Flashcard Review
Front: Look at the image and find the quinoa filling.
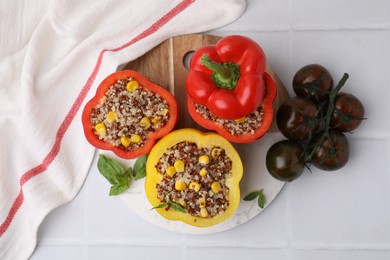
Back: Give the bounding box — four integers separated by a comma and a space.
194, 102, 264, 136
155, 141, 232, 218
90, 78, 170, 151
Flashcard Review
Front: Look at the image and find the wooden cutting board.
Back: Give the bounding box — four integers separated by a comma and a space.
122, 34, 289, 132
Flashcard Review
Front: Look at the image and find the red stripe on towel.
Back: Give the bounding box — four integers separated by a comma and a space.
0, 0, 195, 237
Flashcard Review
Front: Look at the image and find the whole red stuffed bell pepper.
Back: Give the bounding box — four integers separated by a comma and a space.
187, 73, 277, 144
186, 35, 267, 120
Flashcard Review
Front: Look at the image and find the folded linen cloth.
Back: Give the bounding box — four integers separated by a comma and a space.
0, 0, 246, 259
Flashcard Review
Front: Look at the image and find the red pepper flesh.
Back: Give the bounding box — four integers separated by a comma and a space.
82, 70, 178, 159
187, 72, 277, 144
186, 35, 266, 120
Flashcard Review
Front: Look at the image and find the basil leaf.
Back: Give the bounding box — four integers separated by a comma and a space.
109, 182, 130, 196
257, 189, 266, 209
125, 167, 133, 178
97, 155, 125, 185
243, 191, 259, 201
133, 170, 146, 180
97, 155, 132, 196
169, 201, 187, 213
150, 203, 167, 211
133, 154, 148, 180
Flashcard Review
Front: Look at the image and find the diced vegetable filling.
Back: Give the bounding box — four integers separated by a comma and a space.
155, 141, 232, 218
194, 102, 264, 136
90, 78, 170, 151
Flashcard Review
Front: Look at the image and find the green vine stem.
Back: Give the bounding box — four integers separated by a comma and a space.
323, 73, 349, 135
304, 73, 349, 163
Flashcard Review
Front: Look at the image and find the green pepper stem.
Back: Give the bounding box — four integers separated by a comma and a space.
201, 53, 240, 90
201, 54, 231, 78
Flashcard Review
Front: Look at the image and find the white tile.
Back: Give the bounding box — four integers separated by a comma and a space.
244, 32, 291, 89
291, 249, 390, 260
288, 139, 390, 247
30, 246, 84, 260
216, 0, 290, 31
184, 188, 288, 245
88, 246, 182, 260
290, 30, 390, 138
292, 0, 390, 27
186, 247, 288, 260
36, 183, 87, 244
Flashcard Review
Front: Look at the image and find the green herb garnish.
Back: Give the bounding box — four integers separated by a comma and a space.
133, 154, 148, 180
97, 154, 148, 196
244, 189, 266, 209
151, 196, 187, 213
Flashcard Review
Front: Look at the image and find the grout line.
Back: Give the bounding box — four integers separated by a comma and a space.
288, 245, 390, 251
34, 240, 390, 251
218, 24, 390, 34
292, 23, 390, 31
347, 135, 390, 141
181, 234, 187, 260
387, 30, 390, 245
220, 26, 291, 32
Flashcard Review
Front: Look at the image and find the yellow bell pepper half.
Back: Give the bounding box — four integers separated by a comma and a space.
145, 128, 243, 228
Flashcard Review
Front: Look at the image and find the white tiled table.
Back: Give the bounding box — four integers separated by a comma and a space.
32, 0, 390, 259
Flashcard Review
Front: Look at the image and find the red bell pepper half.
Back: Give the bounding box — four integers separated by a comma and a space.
186, 35, 267, 120
187, 72, 277, 144
82, 70, 178, 159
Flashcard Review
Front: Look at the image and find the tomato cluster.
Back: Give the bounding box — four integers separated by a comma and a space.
266, 64, 366, 182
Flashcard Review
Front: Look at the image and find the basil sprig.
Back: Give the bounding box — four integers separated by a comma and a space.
151, 196, 187, 213
97, 154, 148, 196
243, 189, 266, 209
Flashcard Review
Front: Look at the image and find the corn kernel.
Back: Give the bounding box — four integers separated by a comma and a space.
166, 166, 177, 178
211, 182, 222, 193
199, 168, 208, 177
105, 111, 118, 124
95, 123, 107, 136
198, 155, 210, 165
175, 180, 187, 191
151, 116, 161, 125
130, 134, 141, 143
211, 147, 222, 159
174, 160, 185, 172
200, 207, 209, 218
198, 198, 206, 208
234, 116, 246, 124
161, 108, 169, 115
120, 136, 131, 147
139, 117, 151, 130
126, 80, 139, 92
189, 181, 201, 192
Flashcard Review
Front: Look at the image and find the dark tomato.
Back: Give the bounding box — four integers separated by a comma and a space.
276, 97, 320, 141
330, 92, 365, 132
293, 64, 334, 102
309, 130, 349, 171
266, 140, 305, 182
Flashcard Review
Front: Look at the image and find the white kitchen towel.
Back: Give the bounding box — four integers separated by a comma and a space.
0, 0, 246, 259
